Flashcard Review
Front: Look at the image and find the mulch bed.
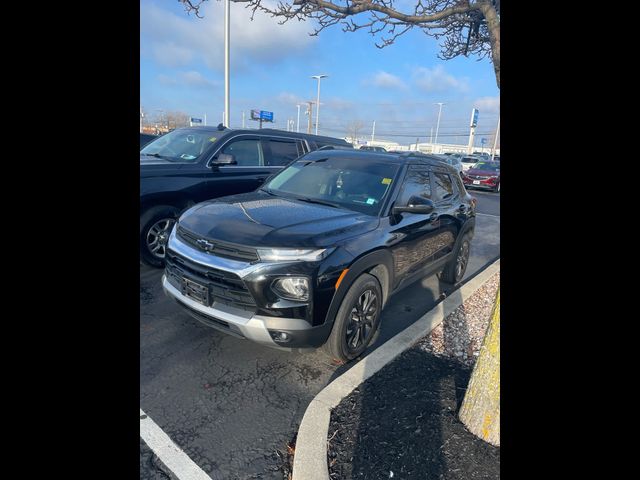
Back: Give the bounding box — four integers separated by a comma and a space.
327, 347, 500, 479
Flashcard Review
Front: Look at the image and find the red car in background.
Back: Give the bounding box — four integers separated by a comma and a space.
462, 161, 500, 193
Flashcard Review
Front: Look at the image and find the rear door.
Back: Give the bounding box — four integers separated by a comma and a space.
263, 137, 305, 168
428, 170, 460, 262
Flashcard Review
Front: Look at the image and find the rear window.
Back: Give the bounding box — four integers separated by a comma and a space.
432, 173, 456, 202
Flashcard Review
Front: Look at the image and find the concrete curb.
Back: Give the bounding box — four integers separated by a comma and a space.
292, 259, 501, 480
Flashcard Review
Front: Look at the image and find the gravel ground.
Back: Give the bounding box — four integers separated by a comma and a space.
418, 272, 500, 367
326, 272, 500, 479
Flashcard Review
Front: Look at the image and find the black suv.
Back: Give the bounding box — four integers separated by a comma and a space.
162, 150, 476, 362
140, 125, 351, 267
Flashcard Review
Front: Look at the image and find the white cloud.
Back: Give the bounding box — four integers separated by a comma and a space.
157, 71, 219, 89
368, 71, 407, 89
276, 92, 305, 105
412, 65, 469, 93
140, 1, 316, 71
473, 96, 500, 114
180, 71, 218, 88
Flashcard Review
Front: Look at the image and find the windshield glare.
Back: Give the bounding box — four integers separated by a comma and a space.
264, 157, 400, 215
140, 129, 218, 162
473, 162, 500, 171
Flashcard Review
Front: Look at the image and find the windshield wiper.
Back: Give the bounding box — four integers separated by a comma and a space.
142, 152, 174, 161
294, 197, 341, 209
259, 187, 277, 196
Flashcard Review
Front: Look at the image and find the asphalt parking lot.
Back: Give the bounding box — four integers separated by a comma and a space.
140, 191, 499, 479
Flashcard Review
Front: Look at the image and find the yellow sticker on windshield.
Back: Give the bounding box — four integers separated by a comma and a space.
209, 137, 217, 142
381, 178, 392, 185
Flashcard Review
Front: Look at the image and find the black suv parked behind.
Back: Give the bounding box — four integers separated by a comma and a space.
140, 125, 351, 266
162, 150, 476, 362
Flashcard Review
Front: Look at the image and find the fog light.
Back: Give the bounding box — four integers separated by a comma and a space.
272, 277, 309, 301
269, 331, 292, 343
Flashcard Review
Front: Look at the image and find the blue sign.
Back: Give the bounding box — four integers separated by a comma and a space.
260, 110, 274, 121
471, 109, 479, 128
190, 117, 202, 123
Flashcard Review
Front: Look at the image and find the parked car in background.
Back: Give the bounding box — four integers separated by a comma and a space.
140, 133, 159, 149
140, 125, 352, 267
162, 150, 476, 361
462, 161, 500, 192
461, 156, 481, 172
359, 145, 387, 152
433, 154, 463, 175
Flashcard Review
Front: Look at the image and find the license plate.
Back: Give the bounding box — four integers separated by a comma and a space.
183, 277, 209, 306
473, 180, 480, 185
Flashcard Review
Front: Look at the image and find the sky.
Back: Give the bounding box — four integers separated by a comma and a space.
140, 0, 500, 147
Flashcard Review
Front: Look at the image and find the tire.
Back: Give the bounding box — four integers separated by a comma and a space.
440, 233, 472, 285
322, 273, 383, 363
140, 205, 179, 268
494, 181, 500, 193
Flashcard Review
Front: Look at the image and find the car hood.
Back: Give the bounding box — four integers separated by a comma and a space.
140, 154, 187, 178
178, 191, 380, 248
467, 169, 499, 176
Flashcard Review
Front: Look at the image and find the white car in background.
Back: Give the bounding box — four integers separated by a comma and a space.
460, 155, 482, 172
433, 154, 463, 174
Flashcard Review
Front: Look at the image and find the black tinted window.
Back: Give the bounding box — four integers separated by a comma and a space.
398, 168, 432, 205
267, 139, 300, 166
433, 173, 455, 202
221, 139, 263, 166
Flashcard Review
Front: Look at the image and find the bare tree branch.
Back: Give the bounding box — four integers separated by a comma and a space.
178, 0, 500, 87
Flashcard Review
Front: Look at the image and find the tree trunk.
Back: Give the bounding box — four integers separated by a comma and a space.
480, 1, 500, 89
459, 287, 500, 446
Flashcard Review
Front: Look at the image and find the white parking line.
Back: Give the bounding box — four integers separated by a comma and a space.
140, 408, 212, 480
476, 212, 500, 218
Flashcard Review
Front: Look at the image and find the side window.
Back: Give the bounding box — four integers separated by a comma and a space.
221, 138, 263, 166
266, 139, 300, 166
432, 173, 456, 202
397, 167, 432, 205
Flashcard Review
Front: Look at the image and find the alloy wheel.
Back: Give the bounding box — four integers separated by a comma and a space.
345, 289, 379, 353
146, 218, 175, 259
455, 240, 470, 281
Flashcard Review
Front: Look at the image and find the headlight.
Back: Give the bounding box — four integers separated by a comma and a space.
272, 277, 309, 301
257, 248, 333, 262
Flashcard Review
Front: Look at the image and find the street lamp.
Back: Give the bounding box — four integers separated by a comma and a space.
296, 104, 301, 133
434, 102, 445, 147
224, 0, 230, 127
311, 75, 328, 135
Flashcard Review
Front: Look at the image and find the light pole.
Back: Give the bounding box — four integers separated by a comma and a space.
311, 75, 327, 135
491, 115, 500, 161
224, 0, 230, 127
156, 109, 165, 133
296, 104, 301, 133
434, 102, 445, 148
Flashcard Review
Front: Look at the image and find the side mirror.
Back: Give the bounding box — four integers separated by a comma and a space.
212, 153, 237, 166
392, 196, 435, 215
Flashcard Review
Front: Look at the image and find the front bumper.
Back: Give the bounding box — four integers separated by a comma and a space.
464, 180, 497, 190
161, 227, 337, 349
163, 275, 331, 349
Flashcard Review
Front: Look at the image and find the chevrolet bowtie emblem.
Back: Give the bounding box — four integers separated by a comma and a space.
196, 238, 214, 250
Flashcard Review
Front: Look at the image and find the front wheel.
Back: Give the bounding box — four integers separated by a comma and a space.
322, 273, 383, 363
140, 205, 179, 267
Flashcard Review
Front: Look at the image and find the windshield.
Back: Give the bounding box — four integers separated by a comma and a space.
461, 157, 478, 163
140, 129, 218, 162
263, 156, 400, 215
473, 162, 500, 171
